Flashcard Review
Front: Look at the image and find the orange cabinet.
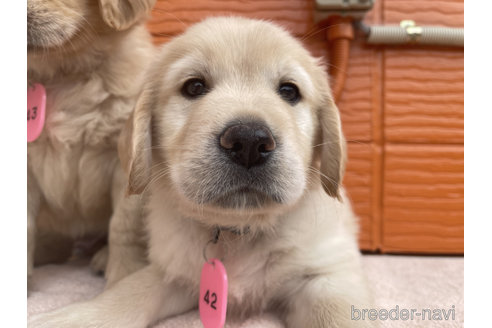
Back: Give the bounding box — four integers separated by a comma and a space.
146, 0, 464, 254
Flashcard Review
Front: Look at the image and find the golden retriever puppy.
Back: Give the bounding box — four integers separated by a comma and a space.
27, 0, 155, 287
29, 17, 375, 328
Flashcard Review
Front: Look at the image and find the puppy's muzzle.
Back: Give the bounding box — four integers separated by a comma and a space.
219, 122, 276, 169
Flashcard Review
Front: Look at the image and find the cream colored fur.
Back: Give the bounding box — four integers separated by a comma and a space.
29, 17, 375, 328
27, 0, 156, 287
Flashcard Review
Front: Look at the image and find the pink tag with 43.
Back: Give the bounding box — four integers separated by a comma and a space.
199, 258, 228, 328
27, 83, 46, 142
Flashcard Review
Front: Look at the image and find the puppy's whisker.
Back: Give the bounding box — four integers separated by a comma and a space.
312, 139, 367, 148
62, 33, 79, 55
308, 166, 341, 190
143, 168, 171, 194
151, 32, 176, 39
299, 23, 350, 42
149, 168, 171, 186
312, 141, 341, 148
143, 145, 196, 152
149, 161, 170, 172
75, 13, 98, 36
151, 9, 189, 29
321, 62, 349, 75
345, 139, 368, 145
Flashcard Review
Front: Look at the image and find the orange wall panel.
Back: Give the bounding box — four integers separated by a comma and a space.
148, 0, 314, 38
344, 143, 376, 250
382, 144, 464, 253
337, 41, 376, 143
384, 49, 464, 144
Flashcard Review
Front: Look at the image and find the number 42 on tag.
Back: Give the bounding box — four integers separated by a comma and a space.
199, 259, 228, 328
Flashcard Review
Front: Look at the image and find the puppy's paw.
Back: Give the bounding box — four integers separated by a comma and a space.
28, 301, 144, 328
90, 245, 108, 275
28, 304, 98, 328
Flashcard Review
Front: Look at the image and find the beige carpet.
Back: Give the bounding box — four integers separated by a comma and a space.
28, 255, 463, 327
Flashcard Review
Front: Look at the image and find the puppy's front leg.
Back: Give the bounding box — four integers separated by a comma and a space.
284, 271, 377, 328
98, 168, 148, 288
28, 264, 197, 328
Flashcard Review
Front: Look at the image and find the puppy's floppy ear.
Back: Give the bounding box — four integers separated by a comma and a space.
118, 88, 153, 195
99, 0, 156, 31
315, 67, 347, 200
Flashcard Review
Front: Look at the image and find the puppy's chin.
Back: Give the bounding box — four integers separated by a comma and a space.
167, 177, 291, 226
173, 189, 288, 231
209, 187, 281, 209
175, 184, 285, 215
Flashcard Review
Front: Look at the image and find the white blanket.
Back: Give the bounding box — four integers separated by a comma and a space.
28, 255, 463, 327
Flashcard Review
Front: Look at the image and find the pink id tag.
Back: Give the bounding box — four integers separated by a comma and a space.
27, 83, 46, 142
199, 259, 228, 328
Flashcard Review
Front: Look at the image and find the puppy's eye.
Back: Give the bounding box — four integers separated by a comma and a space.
181, 78, 208, 99
278, 82, 301, 105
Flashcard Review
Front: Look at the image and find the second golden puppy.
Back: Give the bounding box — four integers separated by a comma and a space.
27, 0, 156, 288
30, 17, 375, 328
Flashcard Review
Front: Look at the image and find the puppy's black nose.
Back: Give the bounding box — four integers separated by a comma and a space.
219, 123, 276, 168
